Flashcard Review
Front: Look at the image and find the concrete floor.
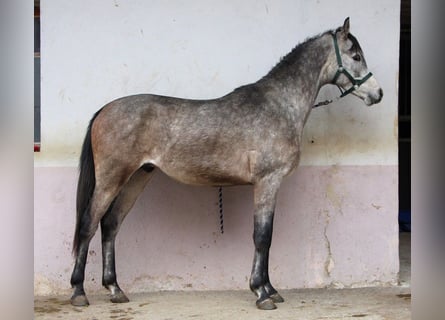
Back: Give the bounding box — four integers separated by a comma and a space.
34, 233, 411, 320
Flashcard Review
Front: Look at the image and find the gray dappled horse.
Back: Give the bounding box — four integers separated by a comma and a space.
70, 18, 383, 310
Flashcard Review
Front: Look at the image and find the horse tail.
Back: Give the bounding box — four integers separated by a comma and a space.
72, 109, 102, 257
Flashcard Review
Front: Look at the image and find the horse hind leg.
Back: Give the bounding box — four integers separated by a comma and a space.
70, 183, 123, 306
70, 164, 148, 306
101, 165, 155, 304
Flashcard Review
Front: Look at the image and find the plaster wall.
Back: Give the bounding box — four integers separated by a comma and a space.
35, 0, 400, 295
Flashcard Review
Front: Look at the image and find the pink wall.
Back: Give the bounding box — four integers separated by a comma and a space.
34, 165, 398, 295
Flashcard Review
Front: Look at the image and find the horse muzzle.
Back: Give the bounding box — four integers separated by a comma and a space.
364, 87, 383, 106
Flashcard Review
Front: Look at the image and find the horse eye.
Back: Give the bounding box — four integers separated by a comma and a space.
352, 54, 361, 62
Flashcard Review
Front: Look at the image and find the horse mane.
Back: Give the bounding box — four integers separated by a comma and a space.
265, 30, 333, 78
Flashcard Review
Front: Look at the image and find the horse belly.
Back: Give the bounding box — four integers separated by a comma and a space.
155, 151, 254, 187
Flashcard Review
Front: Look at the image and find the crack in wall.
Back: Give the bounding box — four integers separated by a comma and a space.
323, 166, 346, 280
323, 209, 335, 278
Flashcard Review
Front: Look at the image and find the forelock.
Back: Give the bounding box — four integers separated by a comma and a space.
347, 34, 363, 53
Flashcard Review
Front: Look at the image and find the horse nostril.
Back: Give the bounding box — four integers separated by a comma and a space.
378, 88, 383, 98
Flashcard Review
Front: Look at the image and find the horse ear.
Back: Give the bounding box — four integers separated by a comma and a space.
339, 17, 350, 40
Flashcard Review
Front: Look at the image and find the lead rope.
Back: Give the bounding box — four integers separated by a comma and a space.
218, 186, 224, 234
313, 85, 344, 108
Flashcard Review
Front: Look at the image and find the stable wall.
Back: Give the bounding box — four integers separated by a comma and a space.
35, 0, 400, 295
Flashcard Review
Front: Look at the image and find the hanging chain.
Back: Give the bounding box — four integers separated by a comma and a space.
218, 186, 224, 234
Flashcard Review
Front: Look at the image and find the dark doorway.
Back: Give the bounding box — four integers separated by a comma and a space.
398, 0, 410, 232
398, 0, 411, 288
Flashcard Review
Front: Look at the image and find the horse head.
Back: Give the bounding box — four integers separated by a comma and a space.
329, 18, 383, 106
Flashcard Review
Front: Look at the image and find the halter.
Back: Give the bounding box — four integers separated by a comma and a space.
331, 32, 373, 97
313, 32, 373, 108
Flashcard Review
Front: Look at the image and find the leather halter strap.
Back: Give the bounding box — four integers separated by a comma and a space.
331, 32, 373, 98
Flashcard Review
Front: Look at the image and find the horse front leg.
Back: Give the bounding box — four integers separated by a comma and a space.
249, 178, 284, 310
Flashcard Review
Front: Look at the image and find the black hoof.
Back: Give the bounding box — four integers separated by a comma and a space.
70, 294, 89, 307
256, 298, 277, 310
270, 292, 285, 303
110, 291, 130, 303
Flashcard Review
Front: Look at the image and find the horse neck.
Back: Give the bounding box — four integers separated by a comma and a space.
259, 32, 333, 110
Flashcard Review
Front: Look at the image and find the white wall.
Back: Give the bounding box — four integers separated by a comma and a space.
35, 0, 399, 167
35, 0, 400, 295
